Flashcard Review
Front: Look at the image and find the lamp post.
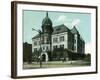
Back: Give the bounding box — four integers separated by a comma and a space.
32, 28, 42, 68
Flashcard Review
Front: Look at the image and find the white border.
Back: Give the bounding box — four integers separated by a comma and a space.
17, 3, 96, 76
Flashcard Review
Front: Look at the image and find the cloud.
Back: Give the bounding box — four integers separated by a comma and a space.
54, 15, 67, 23
85, 42, 91, 54
54, 15, 72, 26
71, 18, 80, 27
58, 15, 66, 22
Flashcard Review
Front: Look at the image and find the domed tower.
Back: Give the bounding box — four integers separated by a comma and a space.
42, 12, 53, 33
41, 12, 53, 52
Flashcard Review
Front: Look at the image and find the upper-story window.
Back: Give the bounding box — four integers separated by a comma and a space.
39, 37, 44, 44
34, 41, 37, 46
43, 46, 45, 50
59, 36, 64, 42
53, 37, 58, 43
46, 46, 48, 51
34, 48, 37, 52
74, 39, 76, 43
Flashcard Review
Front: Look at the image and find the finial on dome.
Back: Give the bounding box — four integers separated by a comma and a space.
74, 26, 76, 28
46, 11, 48, 17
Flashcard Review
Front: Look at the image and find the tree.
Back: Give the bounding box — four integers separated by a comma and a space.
23, 42, 32, 63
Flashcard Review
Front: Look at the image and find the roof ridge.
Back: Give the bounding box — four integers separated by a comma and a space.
71, 26, 79, 34
53, 24, 65, 27
32, 34, 39, 39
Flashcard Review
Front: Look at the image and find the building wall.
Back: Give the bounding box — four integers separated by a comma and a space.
41, 44, 50, 51
74, 34, 85, 54
32, 36, 51, 52
52, 32, 68, 50
32, 38, 40, 52
68, 31, 74, 51
41, 33, 52, 51
73, 34, 78, 52
82, 41, 85, 53
32, 32, 68, 52
32, 31, 85, 54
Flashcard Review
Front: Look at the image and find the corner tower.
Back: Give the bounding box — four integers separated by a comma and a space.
41, 12, 53, 52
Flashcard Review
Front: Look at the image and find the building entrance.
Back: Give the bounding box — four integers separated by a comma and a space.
41, 51, 48, 62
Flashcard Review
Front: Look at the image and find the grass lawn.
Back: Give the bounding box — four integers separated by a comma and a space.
23, 60, 91, 69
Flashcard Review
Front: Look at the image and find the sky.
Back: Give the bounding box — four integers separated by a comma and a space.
23, 10, 91, 53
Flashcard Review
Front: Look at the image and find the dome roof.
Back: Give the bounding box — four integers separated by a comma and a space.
42, 12, 52, 26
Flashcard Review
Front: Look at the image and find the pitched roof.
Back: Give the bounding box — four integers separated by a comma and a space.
32, 24, 70, 39
71, 26, 79, 34
80, 36, 85, 42
32, 34, 40, 39
52, 24, 70, 34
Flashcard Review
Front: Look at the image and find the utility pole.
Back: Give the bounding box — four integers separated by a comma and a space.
32, 28, 42, 68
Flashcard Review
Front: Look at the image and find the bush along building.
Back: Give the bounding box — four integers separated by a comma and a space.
32, 12, 85, 62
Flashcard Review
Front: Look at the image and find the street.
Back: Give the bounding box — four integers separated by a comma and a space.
23, 60, 91, 69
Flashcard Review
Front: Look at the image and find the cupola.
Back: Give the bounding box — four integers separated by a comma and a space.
41, 12, 53, 33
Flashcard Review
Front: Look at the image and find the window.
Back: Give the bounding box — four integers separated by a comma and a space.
34, 48, 37, 51
46, 46, 48, 50
59, 36, 64, 42
72, 46, 74, 50
74, 39, 76, 43
60, 44, 64, 49
43, 46, 45, 50
53, 46, 55, 50
47, 38, 50, 43
55, 45, 57, 48
53, 45, 57, 50
53, 37, 58, 43
34, 41, 37, 46
56, 28, 61, 31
